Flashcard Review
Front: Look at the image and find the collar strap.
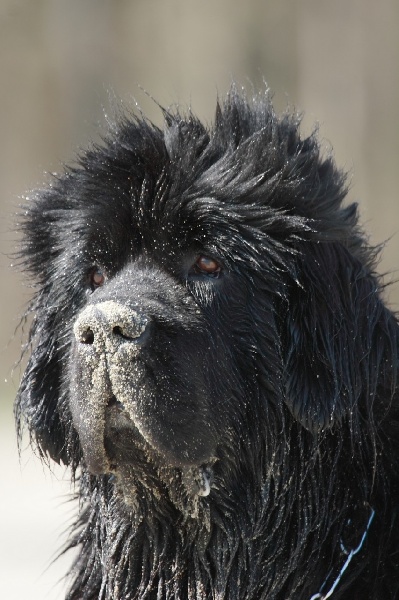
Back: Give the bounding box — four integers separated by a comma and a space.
309, 507, 375, 600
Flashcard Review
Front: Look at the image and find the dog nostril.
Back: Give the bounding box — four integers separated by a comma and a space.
112, 324, 148, 341
80, 328, 95, 344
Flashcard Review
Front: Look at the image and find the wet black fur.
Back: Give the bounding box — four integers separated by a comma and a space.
16, 88, 399, 599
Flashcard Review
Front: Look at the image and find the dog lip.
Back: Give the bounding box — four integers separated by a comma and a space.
104, 395, 136, 433
78, 400, 129, 476
84, 396, 130, 475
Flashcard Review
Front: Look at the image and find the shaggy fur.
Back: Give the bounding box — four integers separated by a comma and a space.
16, 88, 399, 599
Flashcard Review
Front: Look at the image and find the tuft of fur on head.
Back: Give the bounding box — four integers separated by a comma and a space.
16, 86, 399, 599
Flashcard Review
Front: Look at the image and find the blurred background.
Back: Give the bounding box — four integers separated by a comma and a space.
0, 1, 398, 598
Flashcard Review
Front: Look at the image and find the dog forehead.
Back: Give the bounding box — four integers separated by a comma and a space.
81, 184, 236, 253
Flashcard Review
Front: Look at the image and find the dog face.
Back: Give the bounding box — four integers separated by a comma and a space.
21, 171, 284, 498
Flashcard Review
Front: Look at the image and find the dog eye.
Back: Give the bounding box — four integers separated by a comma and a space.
194, 255, 222, 277
88, 266, 106, 290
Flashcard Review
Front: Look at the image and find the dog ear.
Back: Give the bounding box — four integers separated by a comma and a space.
15, 316, 70, 465
284, 240, 396, 432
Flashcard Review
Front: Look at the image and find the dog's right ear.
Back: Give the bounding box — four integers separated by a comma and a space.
283, 240, 397, 433
15, 317, 70, 465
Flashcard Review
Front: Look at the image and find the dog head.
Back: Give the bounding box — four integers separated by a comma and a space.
16, 89, 397, 506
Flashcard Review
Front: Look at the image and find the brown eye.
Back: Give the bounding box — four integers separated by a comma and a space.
88, 267, 106, 290
195, 255, 221, 277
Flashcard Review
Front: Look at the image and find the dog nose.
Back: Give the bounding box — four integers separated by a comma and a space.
74, 300, 149, 348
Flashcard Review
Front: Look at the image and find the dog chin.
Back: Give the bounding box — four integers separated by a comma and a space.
98, 397, 215, 508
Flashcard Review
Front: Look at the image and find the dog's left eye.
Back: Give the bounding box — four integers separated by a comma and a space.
194, 255, 222, 277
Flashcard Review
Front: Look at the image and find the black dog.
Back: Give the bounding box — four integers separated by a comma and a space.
16, 88, 399, 599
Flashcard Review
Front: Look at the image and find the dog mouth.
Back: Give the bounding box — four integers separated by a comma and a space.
81, 395, 214, 498
72, 390, 141, 475
103, 395, 142, 471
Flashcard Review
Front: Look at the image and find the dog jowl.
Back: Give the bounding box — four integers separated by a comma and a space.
16, 88, 399, 599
